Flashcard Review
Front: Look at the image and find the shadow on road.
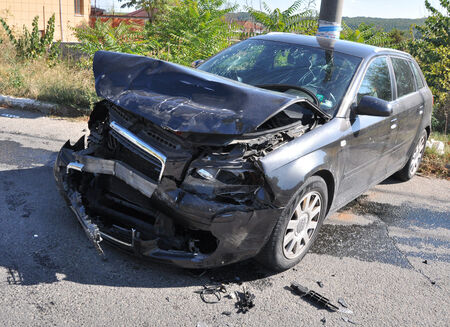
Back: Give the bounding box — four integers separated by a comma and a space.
0, 165, 274, 287
1, 165, 448, 288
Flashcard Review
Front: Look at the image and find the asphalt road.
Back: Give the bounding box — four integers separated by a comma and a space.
0, 107, 449, 327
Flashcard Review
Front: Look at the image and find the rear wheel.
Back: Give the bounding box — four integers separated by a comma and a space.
257, 176, 328, 271
395, 129, 427, 181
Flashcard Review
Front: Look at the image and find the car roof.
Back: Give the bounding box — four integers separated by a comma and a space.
252, 33, 411, 60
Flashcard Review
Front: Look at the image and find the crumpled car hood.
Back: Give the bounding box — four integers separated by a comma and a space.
93, 51, 302, 135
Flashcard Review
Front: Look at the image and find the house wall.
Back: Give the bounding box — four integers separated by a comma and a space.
0, 0, 90, 42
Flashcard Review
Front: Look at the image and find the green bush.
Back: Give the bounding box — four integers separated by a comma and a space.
73, 19, 152, 59
145, 0, 236, 65
0, 14, 60, 60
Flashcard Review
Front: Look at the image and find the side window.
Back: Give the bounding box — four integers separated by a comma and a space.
410, 61, 425, 89
358, 57, 392, 102
391, 57, 416, 97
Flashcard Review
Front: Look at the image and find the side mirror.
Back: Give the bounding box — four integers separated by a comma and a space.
353, 95, 392, 117
191, 59, 205, 68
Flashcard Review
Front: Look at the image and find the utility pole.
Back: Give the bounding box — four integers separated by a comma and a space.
316, 0, 344, 39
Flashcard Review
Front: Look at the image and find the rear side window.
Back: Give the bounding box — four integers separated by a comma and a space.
358, 56, 392, 102
391, 57, 416, 97
410, 62, 425, 89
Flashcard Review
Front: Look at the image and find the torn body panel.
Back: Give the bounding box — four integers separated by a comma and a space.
54, 101, 294, 268
93, 51, 319, 135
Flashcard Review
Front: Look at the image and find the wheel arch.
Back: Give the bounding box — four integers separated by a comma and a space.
312, 169, 335, 214
425, 125, 431, 138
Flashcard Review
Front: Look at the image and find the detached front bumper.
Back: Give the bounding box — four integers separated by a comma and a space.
54, 137, 281, 269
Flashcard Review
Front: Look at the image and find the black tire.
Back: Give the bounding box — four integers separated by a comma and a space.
257, 176, 328, 272
395, 129, 428, 181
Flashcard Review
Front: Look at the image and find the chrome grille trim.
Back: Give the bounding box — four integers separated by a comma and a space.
109, 121, 166, 182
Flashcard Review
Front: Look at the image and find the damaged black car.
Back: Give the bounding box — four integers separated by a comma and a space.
54, 33, 432, 271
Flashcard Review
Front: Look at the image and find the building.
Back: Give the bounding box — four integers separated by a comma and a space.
89, 7, 149, 29
0, 0, 91, 42
233, 20, 265, 35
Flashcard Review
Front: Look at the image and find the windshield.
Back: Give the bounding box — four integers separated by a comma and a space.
198, 39, 362, 115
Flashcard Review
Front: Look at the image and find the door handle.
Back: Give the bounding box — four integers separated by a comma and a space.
418, 104, 424, 115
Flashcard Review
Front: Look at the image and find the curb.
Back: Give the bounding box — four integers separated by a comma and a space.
0, 94, 89, 117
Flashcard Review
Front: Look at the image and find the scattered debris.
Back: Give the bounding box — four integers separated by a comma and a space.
426, 139, 445, 155
320, 317, 326, 324
226, 292, 236, 300
317, 281, 324, 288
336, 298, 354, 314
422, 260, 428, 264
33, 234, 38, 238
338, 298, 349, 308
342, 316, 358, 325
222, 311, 232, 316
290, 282, 339, 312
431, 281, 436, 285
165, 297, 170, 302
235, 286, 255, 313
196, 322, 208, 327
1, 113, 20, 118
196, 285, 227, 304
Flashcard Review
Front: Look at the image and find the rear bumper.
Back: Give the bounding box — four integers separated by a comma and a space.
54, 137, 281, 269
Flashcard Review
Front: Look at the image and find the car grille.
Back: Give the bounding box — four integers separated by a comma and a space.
109, 121, 166, 182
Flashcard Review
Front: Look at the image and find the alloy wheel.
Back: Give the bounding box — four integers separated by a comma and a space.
409, 135, 426, 176
282, 191, 322, 259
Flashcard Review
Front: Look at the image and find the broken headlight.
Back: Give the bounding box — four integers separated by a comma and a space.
184, 162, 264, 205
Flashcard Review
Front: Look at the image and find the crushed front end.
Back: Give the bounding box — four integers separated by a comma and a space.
54, 101, 290, 268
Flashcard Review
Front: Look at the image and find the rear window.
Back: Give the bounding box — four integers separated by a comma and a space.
410, 62, 425, 89
391, 57, 416, 98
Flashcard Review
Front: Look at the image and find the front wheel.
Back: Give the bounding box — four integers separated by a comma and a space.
395, 129, 427, 181
257, 176, 328, 271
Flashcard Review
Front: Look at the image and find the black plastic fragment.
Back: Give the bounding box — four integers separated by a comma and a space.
342, 316, 358, 325
317, 281, 324, 288
196, 284, 227, 304
422, 259, 428, 264
235, 286, 255, 313
290, 282, 339, 312
222, 311, 232, 316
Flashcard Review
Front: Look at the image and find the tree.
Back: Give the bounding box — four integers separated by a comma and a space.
247, 0, 317, 35
408, 0, 449, 133
340, 22, 396, 47
146, 0, 236, 65
73, 19, 149, 57
118, 0, 170, 23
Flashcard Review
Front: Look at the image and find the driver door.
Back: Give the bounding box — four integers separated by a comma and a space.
336, 56, 396, 206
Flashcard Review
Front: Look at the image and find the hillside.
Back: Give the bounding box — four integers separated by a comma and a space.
342, 17, 426, 31
227, 12, 425, 32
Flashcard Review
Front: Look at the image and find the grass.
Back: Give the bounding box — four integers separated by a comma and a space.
418, 132, 450, 179
0, 41, 97, 115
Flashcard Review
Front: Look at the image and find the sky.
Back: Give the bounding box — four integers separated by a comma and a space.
93, 0, 444, 18
238, 0, 444, 18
